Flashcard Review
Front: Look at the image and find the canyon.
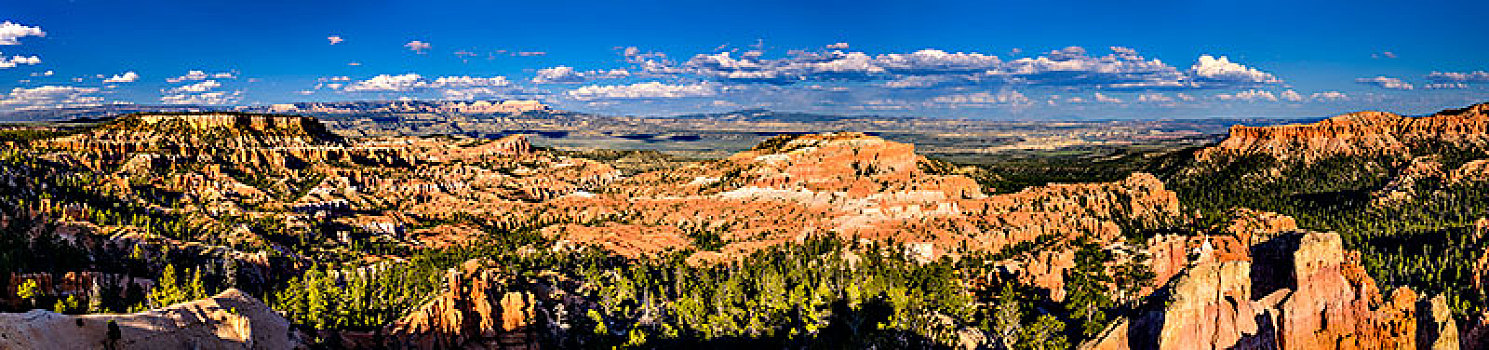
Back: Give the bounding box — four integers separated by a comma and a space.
0, 103, 1486, 348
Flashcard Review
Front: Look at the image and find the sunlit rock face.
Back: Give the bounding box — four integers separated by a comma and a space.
383, 260, 539, 349
517, 132, 1181, 269
0, 289, 304, 349
1082, 230, 1459, 350
1199, 103, 1489, 164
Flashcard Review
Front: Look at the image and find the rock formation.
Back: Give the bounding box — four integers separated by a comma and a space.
1198, 102, 1489, 163
383, 260, 539, 349
1081, 230, 1460, 350
0, 288, 303, 349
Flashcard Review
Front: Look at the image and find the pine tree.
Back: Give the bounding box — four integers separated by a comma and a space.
147, 264, 188, 308
16, 279, 40, 309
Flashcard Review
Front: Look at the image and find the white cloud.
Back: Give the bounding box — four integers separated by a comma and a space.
874, 49, 1001, 74
532, 66, 630, 83
343, 73, 426, 92
664, 46, 1268, 90
1137, 93, 1173, 103
0, 86, 102, 111
882, 75, 969, 89
328, 36, 344, 45
1215, 89, 1278, 102
826, 42, 850, 49
405, 41, 431, 53
672, 48, 1002, 84
103, 71, 139, 83
1426, 71, 1489, 83
167, 70, 216, 83
1310, 91, 1349, 101
533, 66, 583, 83
928, 90, 1031, 106
160, 75, 238, 105
212, 72, 236, 79
441, 87, 512, 100
341, 73, 513, 92
0, 22, 44, 45
0, 54, 40, 68
1280, 89, 1303, 102
1424, 83, 1469, 89
433, 75, 510, 87
990, 47, 1187, 89
567, 82, 718, 100
169, 80, 221, 93
1189, 55, 1281, 86
160, 90, 242, 105
1355, 76, 1414, 90
29, 70, 52, 77
1093, 92, 1123, 103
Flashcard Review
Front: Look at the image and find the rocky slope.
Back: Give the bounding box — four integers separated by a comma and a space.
0, 288, 304, 349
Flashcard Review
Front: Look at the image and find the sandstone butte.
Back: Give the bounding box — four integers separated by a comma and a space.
0, 288, 304, 349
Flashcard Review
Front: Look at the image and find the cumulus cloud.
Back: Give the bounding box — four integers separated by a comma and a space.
635, 46, 1281, 92
0, 86, 102, 111
1424, 83, 1469, 89
881, 75, 974, 89
1215, 89, 1279, 102
160, 73, 240, 105
1355, 76, 1414, 90
531, 66, 630, 84
567, 82, 718, 100
160, 91, 241, 105
432, 75, 510, 87
343, 73, 425, 92
103, 71, 139, 83
875, 49, 1001, 74
672, 49, 1000, 84
1189, 55, 1281, 86
405, 41, 431, 53
928, 90, 1031, 106
993, 46, 1186, 88
0, 22, 44, 45
1426, 71, 1489, 83
169, 80, 221, 93
341, 73, 512, 93
1137, 93, 1173, 103
826, 42, 850, 49
1093, 92, 1123, 103
167, 70, 228, 83
1280, 89, 1303, 102
328, 36, 344, 45
0, 54, 40, 68
1310, 91, 1349, 101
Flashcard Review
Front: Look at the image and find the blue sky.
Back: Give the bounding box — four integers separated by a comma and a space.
1, 0, 1487, 119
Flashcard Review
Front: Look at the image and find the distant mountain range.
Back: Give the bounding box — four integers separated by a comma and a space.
4, 100, 1329, 126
